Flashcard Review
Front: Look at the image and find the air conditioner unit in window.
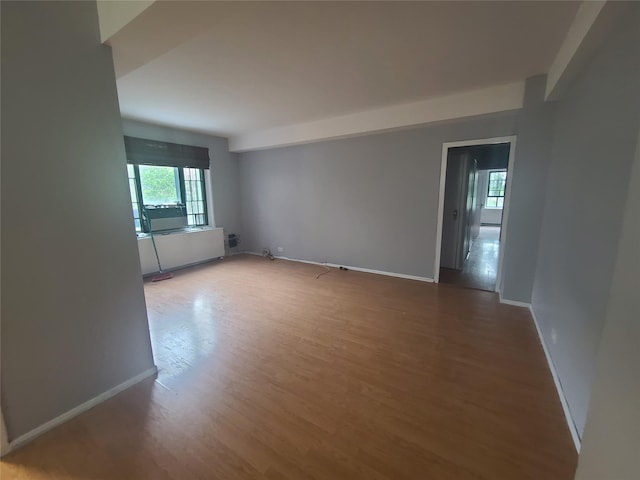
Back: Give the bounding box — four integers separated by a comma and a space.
144, 205, 187, 232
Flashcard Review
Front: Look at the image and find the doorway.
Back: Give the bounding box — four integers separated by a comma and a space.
434, 137, 516, 292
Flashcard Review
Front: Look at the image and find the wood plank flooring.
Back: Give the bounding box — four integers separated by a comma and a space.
0, 254, 577, 479
439, 226, 501, 292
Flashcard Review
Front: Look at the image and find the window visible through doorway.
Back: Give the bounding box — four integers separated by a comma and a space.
127, 164, 208, 233
486, 170, 507, 208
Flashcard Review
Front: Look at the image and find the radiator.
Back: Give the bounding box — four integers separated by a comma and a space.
137, 227, 225, 275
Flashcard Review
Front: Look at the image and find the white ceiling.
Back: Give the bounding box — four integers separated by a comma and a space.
110, 1, 580, 145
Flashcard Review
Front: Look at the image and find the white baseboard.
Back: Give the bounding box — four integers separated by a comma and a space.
142, 257, 224, 278
243, 251, 433, 283
498, 291, 532, 308
528, 306, 581, 453
497, 293, 580, 452
2, 366, 158, 456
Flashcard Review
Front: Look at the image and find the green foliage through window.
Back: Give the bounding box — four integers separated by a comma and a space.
139, 165, 181, 205
126, 164, 208, 233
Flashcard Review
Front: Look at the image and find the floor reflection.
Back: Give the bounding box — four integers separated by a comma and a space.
440, 226, 501, 292
145, 282, 221, 383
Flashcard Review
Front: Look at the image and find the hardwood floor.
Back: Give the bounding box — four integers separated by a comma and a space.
439, 226, 501, 292
1, 254, 577, 479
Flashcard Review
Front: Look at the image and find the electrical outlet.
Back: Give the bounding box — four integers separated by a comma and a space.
277, 247, 284, 253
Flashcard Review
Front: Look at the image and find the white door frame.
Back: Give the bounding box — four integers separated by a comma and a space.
434, 135, 517, 292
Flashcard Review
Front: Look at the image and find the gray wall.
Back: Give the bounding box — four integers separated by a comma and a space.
238, 112, 517, 278
121, 119, 241, 235
574, 126, 640, 479
1, 1, 155, 439
499, 75, 556, 302
531, 8, 640, 438
575, 125, 640, 479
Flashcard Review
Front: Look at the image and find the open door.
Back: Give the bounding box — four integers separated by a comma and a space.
440, 151, 477, 270
464, 157, 480, 263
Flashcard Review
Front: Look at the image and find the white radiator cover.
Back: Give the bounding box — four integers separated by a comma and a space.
137, 227, 225, 275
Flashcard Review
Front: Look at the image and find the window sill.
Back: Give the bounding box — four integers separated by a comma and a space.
136, 226, 214, 239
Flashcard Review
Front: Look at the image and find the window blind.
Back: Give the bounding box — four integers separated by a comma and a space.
124, 136, 210, 170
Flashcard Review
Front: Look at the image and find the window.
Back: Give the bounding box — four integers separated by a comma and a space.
127, 165, 208, 233
486, 170, 507, 208
138, 165, 181, 205
183, 168, 208, 227
127, 164, 142, 232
